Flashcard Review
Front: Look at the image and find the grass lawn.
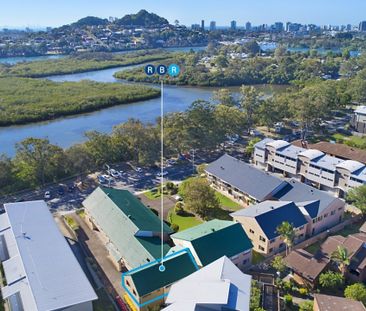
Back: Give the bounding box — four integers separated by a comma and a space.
338, 221, 363, 237
305, 240, 324, 255
215, 191, 242, 211
332, 133, 366, 149
168, 210, 203, 231
143, 188, 161, 200
252, 250, 265, 265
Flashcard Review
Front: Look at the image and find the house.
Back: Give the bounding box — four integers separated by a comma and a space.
0, 201, 97, 311
162, 256, 252, 311
253, 138, 366, 197
205, 154, 288, 204
231, 201, 308, 255
83, 187, 173, 271
285, 232, 366, 288
318, 233, 366, 283
351, 105, 366, 134
170, 220, 253, 269
285, 249, 329, 288
122, 250, 198, 311
314, 293, 366, 311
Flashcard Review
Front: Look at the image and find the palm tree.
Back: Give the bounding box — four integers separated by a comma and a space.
276, 221, 295, 256
331, 245, 351, 275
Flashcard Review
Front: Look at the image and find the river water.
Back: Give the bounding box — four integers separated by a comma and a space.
0, 46, 283, 156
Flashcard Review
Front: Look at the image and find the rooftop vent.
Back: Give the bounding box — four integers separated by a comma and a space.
220, 166, 225, 170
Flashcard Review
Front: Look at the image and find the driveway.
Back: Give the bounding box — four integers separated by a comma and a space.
71, 214, 125, 298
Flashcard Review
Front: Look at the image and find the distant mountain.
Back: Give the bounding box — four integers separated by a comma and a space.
115, 10, 169, 27
73, 16, 108, 27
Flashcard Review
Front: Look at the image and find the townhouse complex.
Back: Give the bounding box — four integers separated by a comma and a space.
206, 154, 345, 256
254, 138, 366, 197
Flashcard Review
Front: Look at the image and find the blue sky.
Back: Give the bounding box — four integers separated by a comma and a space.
2, 0, 366, 28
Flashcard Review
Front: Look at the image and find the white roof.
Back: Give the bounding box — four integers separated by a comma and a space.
266, 140, 290, 150
299, 149, 324, 160
1, 201, 97, 311
336, 160, 365, 173
163, 256, 251, 311
355, 106, 366, 115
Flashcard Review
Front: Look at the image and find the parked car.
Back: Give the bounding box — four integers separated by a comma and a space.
57, 186, 65, 196
97, 175, 107, 184
166, 159, 176, 166
135, 167, 142, 173
157, 171, 168, 177
249, 129, 262, 137
68, 184, 76, 193
109, 169, 121, 178
44, 191, 51, 199
115, 296, 128, 311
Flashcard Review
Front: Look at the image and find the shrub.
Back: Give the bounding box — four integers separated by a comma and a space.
299, 301, 313, 311
170, 223, 179, 232
344, 283, 366, 305
298, 288, 309, 296
284, 294, 293, 306
175, 201, 185, 215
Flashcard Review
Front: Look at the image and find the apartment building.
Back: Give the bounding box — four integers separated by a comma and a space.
0, 201, 97, 311
205, 154, 288, 205
254, 138, 366, 197
231, 201, 308, 255
351, 105, 366, 134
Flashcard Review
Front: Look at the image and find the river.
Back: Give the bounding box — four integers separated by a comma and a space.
0, 47, 284, 157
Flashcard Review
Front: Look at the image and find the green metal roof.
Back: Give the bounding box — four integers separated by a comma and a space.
83, 187, 172, 268
129, 252, 197, 297
171, 219, 234, 241
172, 220, 253, 266
99, 186, 172, 233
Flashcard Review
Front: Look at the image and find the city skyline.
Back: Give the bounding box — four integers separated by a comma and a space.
2, 0, 366, 28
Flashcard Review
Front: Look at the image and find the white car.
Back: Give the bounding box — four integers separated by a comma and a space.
157, 171, 168, 177
135, 167, 143, 173
44, 191, 51, 199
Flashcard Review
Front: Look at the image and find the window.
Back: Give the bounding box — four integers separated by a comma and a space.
338, 207, 343, 211
270, 238, 276, 244
269, 248, 274, 253
126, 280, 130, 287
249, 229, 255, 234
331, 210, 336, 216
258, 246, 265, 251
259, 235, 266, 242
133, 290, 137, 296
243, 259, 248, 265
324, 213, 328, 218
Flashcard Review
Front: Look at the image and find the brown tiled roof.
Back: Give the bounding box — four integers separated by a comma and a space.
318, 234, 366, 260
314, 293, 366, 311
292, 140, 366, 164
285, 249, 328, 281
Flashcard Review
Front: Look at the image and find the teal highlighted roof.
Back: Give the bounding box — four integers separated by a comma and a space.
171, 220, 253, 266
83, 187, 172, 268
129, 251, 197, 297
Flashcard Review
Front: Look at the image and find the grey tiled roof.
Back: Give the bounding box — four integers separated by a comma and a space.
205, 154, 286, 201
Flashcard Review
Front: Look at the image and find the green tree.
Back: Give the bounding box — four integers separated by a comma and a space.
65, 144, 95, 176
276, 221, 295, 255
299, 301, 314, 311
14, 138, 66, 186
84, 131, 116, 166
347, 185, 366, 216
179, 177, 220, 219
250, 280, 262, 311
271, 255, 286, 274
344, 283, 366, 305
319, 271, 344, 289
240, 86, 262, 131
331, 245, 351, 275
0, 155, 13, 192
215, 54, 229, 69
243, 40, 260, 55
212, 89, 237, 107
245, 138, 261, 157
